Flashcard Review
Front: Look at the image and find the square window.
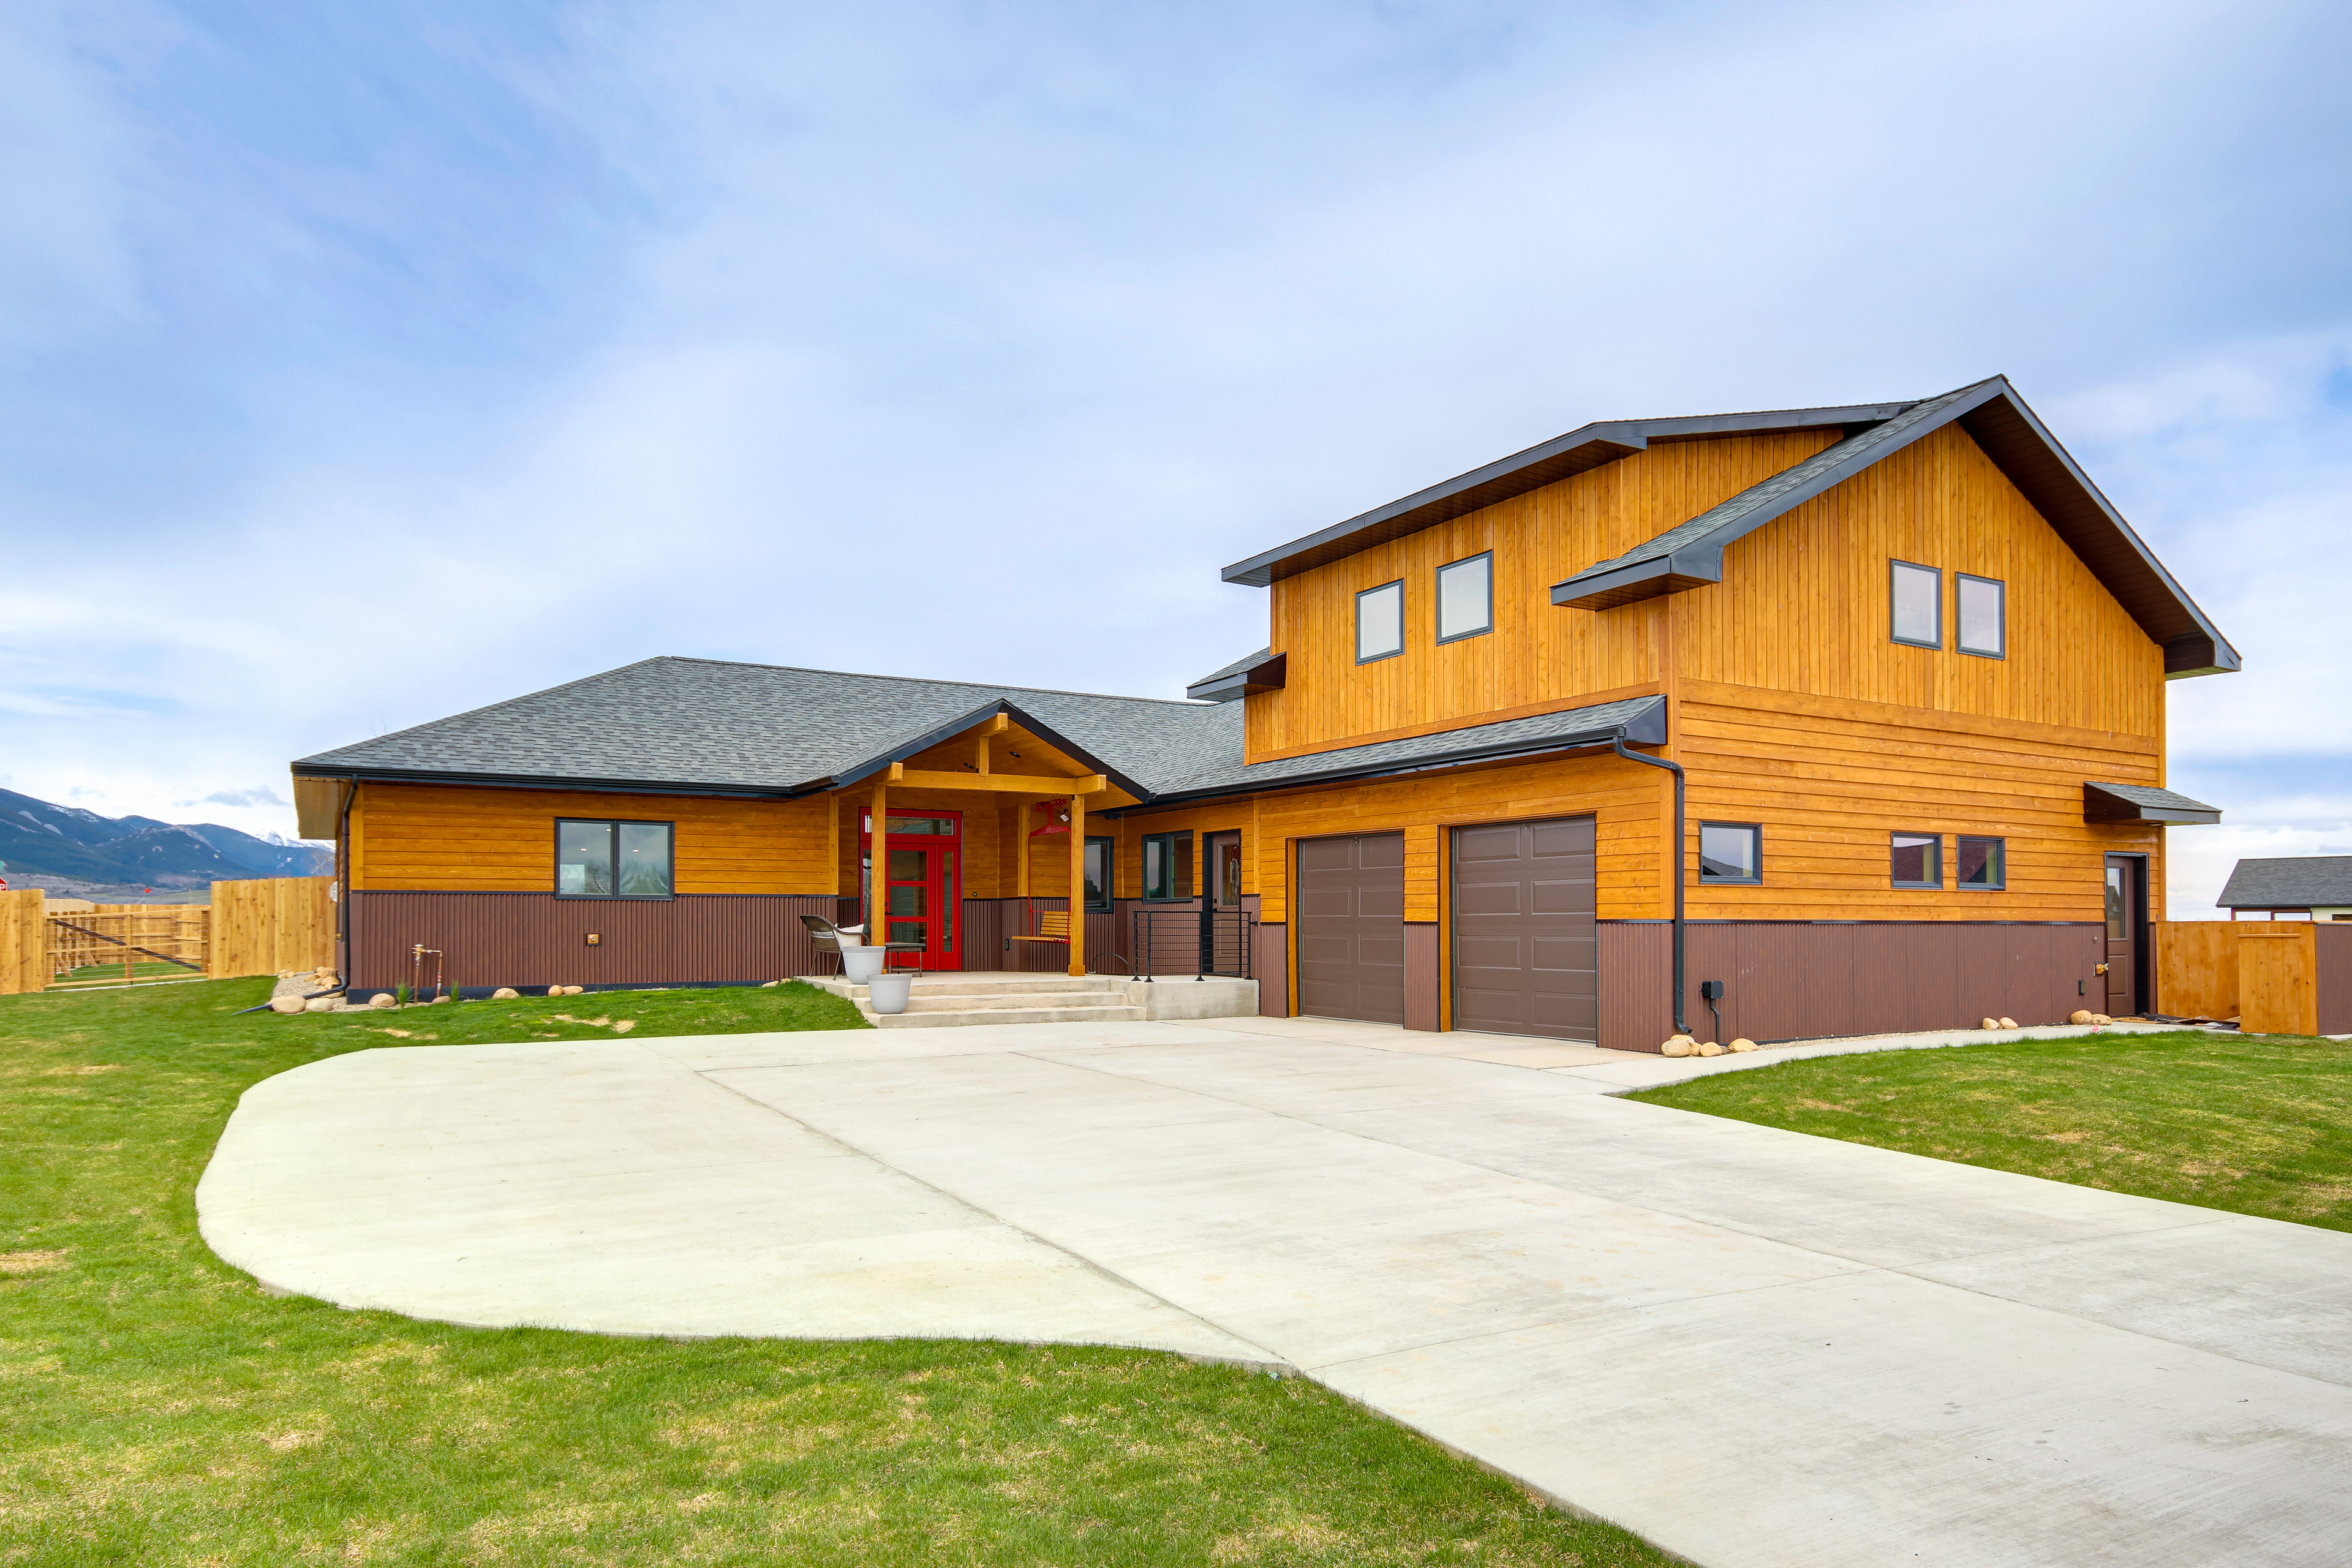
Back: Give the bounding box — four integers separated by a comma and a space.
1958, 574, 2005, 658
1435, 553, 1492, 644
557, 819, 673, 899
1697, 822, 1762, 883
1356, 579, 1404, 663
1891, 832, 1942, 888
1891, 560, 1942, 648
1957, 835, 2005, 889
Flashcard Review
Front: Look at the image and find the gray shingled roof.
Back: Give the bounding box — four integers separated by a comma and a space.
1188, 649, 1278, 688
2084, 781, 2221, 823
295, 656, 1670, 807
1557, 380, 1996, 590
295, 657, 1240, 799
1139, 695, 1666, 803
2215, 856, 2352, 910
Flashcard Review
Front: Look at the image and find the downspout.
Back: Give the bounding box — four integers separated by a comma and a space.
337, 780, 356, 986
1610, 734, 1687, 1038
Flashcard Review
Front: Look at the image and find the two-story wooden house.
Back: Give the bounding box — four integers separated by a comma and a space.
292, 375, 2231, 1049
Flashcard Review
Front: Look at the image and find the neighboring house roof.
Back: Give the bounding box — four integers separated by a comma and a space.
1548, 376, 2236, 677
2215, 856, 2352, 910
2082, 781, 2221, 826
292, 657, 1667, 807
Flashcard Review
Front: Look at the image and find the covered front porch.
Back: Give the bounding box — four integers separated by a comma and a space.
800, 967, 1260, 1028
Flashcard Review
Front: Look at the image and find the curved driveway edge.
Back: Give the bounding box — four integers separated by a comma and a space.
200, 1017, 2352, 1568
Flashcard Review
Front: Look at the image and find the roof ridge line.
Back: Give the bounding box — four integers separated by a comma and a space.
650, 654, 1210, 708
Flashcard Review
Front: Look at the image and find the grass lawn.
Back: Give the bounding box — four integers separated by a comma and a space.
1631, 1028, 2352, 1232
1, 978, 1666, 1567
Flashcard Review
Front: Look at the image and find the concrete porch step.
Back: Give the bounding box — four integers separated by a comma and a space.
868, 1003, 1147, 1029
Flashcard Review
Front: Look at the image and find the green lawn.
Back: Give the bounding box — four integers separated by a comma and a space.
1, 978, 1664, 1567
1632, 1029, 2352, 1232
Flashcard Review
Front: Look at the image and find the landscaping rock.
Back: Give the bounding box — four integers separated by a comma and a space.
1696, 1041, 1725, 1057
368, 993, 398, 1009
2070, 1009, 2095, 1025
1981, 1017, 2000, 1030
491, 987, 519, 1000
1998, 1016, 2018, 1030
303, 997, 337, 1014
1728, 1038, 1758, 1052
1660, 1036, 1697, 1057
269, 996, 306, 1016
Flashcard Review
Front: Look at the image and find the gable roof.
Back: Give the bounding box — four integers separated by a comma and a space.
1221, 397, 1910, 588
1548, 376, 2237, 677
293, 657, 1240, 801
293, 656, 1672, 809
2215, 856, 2352, 910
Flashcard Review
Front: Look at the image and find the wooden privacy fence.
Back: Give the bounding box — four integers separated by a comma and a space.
0, 877, 336, 995
210, 876, 334, 978
2157, 920, 2352, 1036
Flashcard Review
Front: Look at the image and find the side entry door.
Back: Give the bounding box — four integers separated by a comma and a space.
2103, 853, 2146, 1016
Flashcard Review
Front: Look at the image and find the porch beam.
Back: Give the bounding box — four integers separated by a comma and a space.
893, 769, 1106, 795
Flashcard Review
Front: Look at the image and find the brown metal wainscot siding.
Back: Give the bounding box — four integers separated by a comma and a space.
347, 891, 856, 993
1597, 921, 2105, 1052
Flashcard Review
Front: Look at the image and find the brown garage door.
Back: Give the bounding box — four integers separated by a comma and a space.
1451, 815, 1597, 1041
1296, 833, 1405, 1023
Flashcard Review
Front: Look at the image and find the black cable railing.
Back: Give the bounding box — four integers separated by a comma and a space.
1131, 906, 1255, 982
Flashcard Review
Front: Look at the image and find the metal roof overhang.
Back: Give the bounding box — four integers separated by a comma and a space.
1219, 402, 1910, 588
2084, 782, 2222, 826
1185, 652, 1286, 703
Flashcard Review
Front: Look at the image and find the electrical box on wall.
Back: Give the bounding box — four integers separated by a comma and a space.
586, 933, 601, 946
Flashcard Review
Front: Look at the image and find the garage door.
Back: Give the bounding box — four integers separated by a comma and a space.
1451, 816, 1597, 1041
1296, 833, 1405, 1024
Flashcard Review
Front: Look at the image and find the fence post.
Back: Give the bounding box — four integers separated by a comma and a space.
0, 889, 45, 995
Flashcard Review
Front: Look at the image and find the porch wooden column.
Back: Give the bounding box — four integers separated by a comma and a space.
1067, 792, 1087, 976
867, 777, 888, 937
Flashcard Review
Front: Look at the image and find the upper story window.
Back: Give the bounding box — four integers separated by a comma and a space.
1891, 561, 1942, 648
1890, 832, 1940, 889
1356, 579, 1404, 663
1956, 835, 2005, 889
1957, 575, 2006, 658
1435, 552, 1492, 644
557, 819, 673, 899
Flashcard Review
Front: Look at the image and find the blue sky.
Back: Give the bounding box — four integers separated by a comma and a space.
2, 0, 2346, 913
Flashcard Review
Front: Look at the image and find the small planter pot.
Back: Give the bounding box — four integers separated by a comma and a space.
838, 944, 886, 983
866, 973, 913, 1015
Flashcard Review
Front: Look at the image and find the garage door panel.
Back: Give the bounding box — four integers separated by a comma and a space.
1451, 815, 1597, 1043
1295, 831, 1407, 1025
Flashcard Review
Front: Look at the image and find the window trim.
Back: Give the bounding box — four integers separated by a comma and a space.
1434, 551, 1493, 646
1695, 820, 1763, 885
1139, 831, 1194, 902
1890, 831, 1943, 890
553, 818, 676, 900
1082, 835, 1114, 912
1956, 834, 2007, 891
1956, 572, 2007, 660
1890, 560, 1943, 649
1355, 578, 1405, 665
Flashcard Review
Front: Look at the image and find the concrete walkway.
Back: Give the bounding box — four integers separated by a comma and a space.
199, 1017, 2352, 1568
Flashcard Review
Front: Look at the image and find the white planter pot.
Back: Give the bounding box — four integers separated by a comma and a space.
838, 944, 886, 983
867, 973, 913, 1015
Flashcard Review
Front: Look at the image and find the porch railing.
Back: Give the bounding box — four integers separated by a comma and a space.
1131, 906, 1255, 982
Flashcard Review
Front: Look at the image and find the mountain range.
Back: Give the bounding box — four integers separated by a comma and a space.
0, 787, 330, 889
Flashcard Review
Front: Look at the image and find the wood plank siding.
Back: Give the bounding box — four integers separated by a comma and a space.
351, 783, 832, 894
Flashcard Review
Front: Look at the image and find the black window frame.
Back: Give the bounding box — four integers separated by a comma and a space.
554, 818, 676, 900
1434, 551, 1494, 646
1956, 573, 2007, 659
1139, 831, 1194, 902
1890, 559, 1943, 649
1890, 831, 1942, 889
1355, 578, 1405, 665
1082, 835, 1114, 912
1956, 835, 2007, 890
1695, 821, 1763, 885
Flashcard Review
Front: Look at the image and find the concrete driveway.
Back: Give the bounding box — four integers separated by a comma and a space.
198, 1016, 2352, 1568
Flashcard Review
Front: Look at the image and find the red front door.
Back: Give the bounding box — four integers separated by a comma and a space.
862, 810, 962, 971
